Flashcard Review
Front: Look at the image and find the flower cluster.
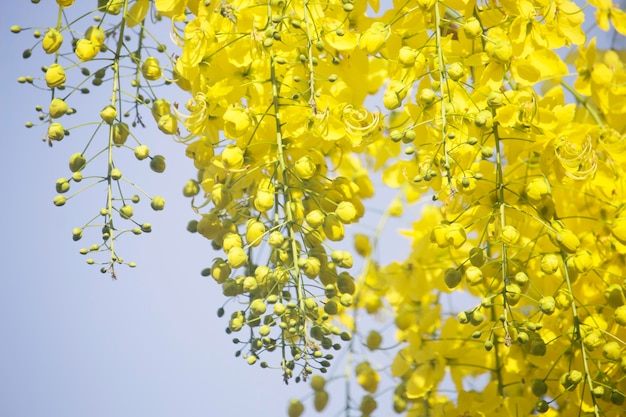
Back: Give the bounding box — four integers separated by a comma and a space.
14, 0, 177, 277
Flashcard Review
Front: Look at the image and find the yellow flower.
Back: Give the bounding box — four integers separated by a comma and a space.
227, 246, 248, 268
157, 114, 178, 135
294, 155, 317, 180
223, 106, 251, 139
335, 201, 357, 224
615, 306, 626, 326
323, 213, 345, 242
359, 22, 389, 55
445, 223, 467, 248
356, 362, 380, 393
100, 105, 117, 124
75, 39, 98, 61
142, 57, 162, 81
47, 123, 65, 142
84, 26, 105, 47
48, 98, 68, 119
45, 64, 66, 88
56, 0, 74, 7
245, 220, 265, 247
221, 145, 244, 170
42, 29, 63, 54
501, 225, 520, 245
540, 254, 560, 275
151, 99, 171, 122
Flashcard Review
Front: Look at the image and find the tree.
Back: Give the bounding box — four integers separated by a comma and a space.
10, 0, 626, 416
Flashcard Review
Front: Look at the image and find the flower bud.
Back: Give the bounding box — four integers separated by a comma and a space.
287, 399, 304, 417
314, 390, 329, 412
465, 266, 483, 286
119, 205, 134, 219
418, 88, 437, 106
294, 155, 316, 180
223, 106, 251, 138
602, 341, 621, 361
268, 231, 284, 248
539, 296, 556, 315
540, 254, 560, 275
572, 250, 593, 274
323, 213, 345, 241
242, 221, 264, 248
429, 224, 449, 247
84, 26, 105, 47
75, 39, 98, 61
100, 105, 117, 124
141, 56, 162, 81
463, 17, 482, 38
45, 63, 66, 88
57, 0, 75, 6
383, 81, 407, 110
183, 179, 200, 197
445, 223, 467, 248
157, 114, 178, 134
69, 153, 86, 172
53, 195, 67, 206
359, 22, 389, 54
151, 196, 165, 211
513, 271, 529, 287
227, 246, 248, 268
151, 99, 171, 122
49, 98, 68, 119
331, 250, 353, 268
335, 201, 357, 224
305, 209, 325, 229
221, 145, 244, 170
505, 284, 522, 305
615, 305, 626, 326
42, 29, 63, 54
210, 258, 231, 283
254, 189, 274, 212
112, 122, 129, 146
47, 122, 65, 142
222, 232, 243, 253
134, 145, 149, 160
398, 46, 418, 67
150, 155, 166, 173
492, 41, 512, 63
444, 268, 462, 289
10, 25, 22, 34
487, 91, 505, 108
311, 375, 326, 391
501, 225, 520, 245
250, 298, 267, 316
447, 62, 465, 81
469, 247, 485, 267
553, 227, 580, 253
525, 177, 549, 203
474, 109, 493, 129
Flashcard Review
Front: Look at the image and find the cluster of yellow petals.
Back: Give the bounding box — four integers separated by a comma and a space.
70, 0, 626, 413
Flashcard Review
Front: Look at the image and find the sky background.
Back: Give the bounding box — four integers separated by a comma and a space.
0, 2, 410, 417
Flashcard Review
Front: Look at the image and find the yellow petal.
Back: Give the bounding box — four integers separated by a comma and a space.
126, 0, 149, 27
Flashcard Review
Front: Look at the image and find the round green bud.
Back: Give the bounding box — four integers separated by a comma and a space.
150, 196, 165, 211
119, 205, 133, 219
110, 168, 122, 180
69, 153, 87, 172
53, 195, 67, 206
150, 155, 166, 173
55, 178, 70, 193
